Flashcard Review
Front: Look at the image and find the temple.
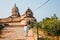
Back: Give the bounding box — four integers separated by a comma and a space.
0, 4, 37, 40
0, 4, 36, 27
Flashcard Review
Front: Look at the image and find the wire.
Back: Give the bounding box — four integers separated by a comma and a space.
33, 0, 49, 12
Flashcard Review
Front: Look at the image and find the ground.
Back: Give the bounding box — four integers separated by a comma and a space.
0, 26, 37, 40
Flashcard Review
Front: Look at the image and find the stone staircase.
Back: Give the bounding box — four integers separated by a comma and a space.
0, 26, 37, 40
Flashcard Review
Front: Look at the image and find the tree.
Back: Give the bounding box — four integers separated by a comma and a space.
39, 14, 60, 40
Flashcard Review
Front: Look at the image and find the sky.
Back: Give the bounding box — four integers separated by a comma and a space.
0, 0, 60, 22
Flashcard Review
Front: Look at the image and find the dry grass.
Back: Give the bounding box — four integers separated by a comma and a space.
33, 27, 60, 40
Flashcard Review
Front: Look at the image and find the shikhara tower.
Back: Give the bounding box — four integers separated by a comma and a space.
11, 4, 20, 17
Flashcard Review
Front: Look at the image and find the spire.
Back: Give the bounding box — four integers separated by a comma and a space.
13, 3, 18, 11
11, 4, 20, 17
15, 3, 16, 7
14, 3, 17, 9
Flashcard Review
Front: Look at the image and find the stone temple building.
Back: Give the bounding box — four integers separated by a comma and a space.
0, 4, 37, 40
0, 4, 36, 26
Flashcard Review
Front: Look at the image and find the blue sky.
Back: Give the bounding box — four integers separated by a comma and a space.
0, 0, 60, 21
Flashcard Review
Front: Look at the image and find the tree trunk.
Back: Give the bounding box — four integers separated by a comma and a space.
57, 36, 59, 40
0, 30, 1, 38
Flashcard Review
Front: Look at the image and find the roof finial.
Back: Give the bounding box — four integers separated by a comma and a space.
27, 8, 32, 12
14, 3, 16, 7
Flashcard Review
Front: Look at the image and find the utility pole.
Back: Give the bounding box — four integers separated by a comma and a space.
36, 23, 39, 40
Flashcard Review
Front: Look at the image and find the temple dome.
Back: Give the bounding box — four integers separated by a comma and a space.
25, 8, 33, 17
11, 4, 20, 17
